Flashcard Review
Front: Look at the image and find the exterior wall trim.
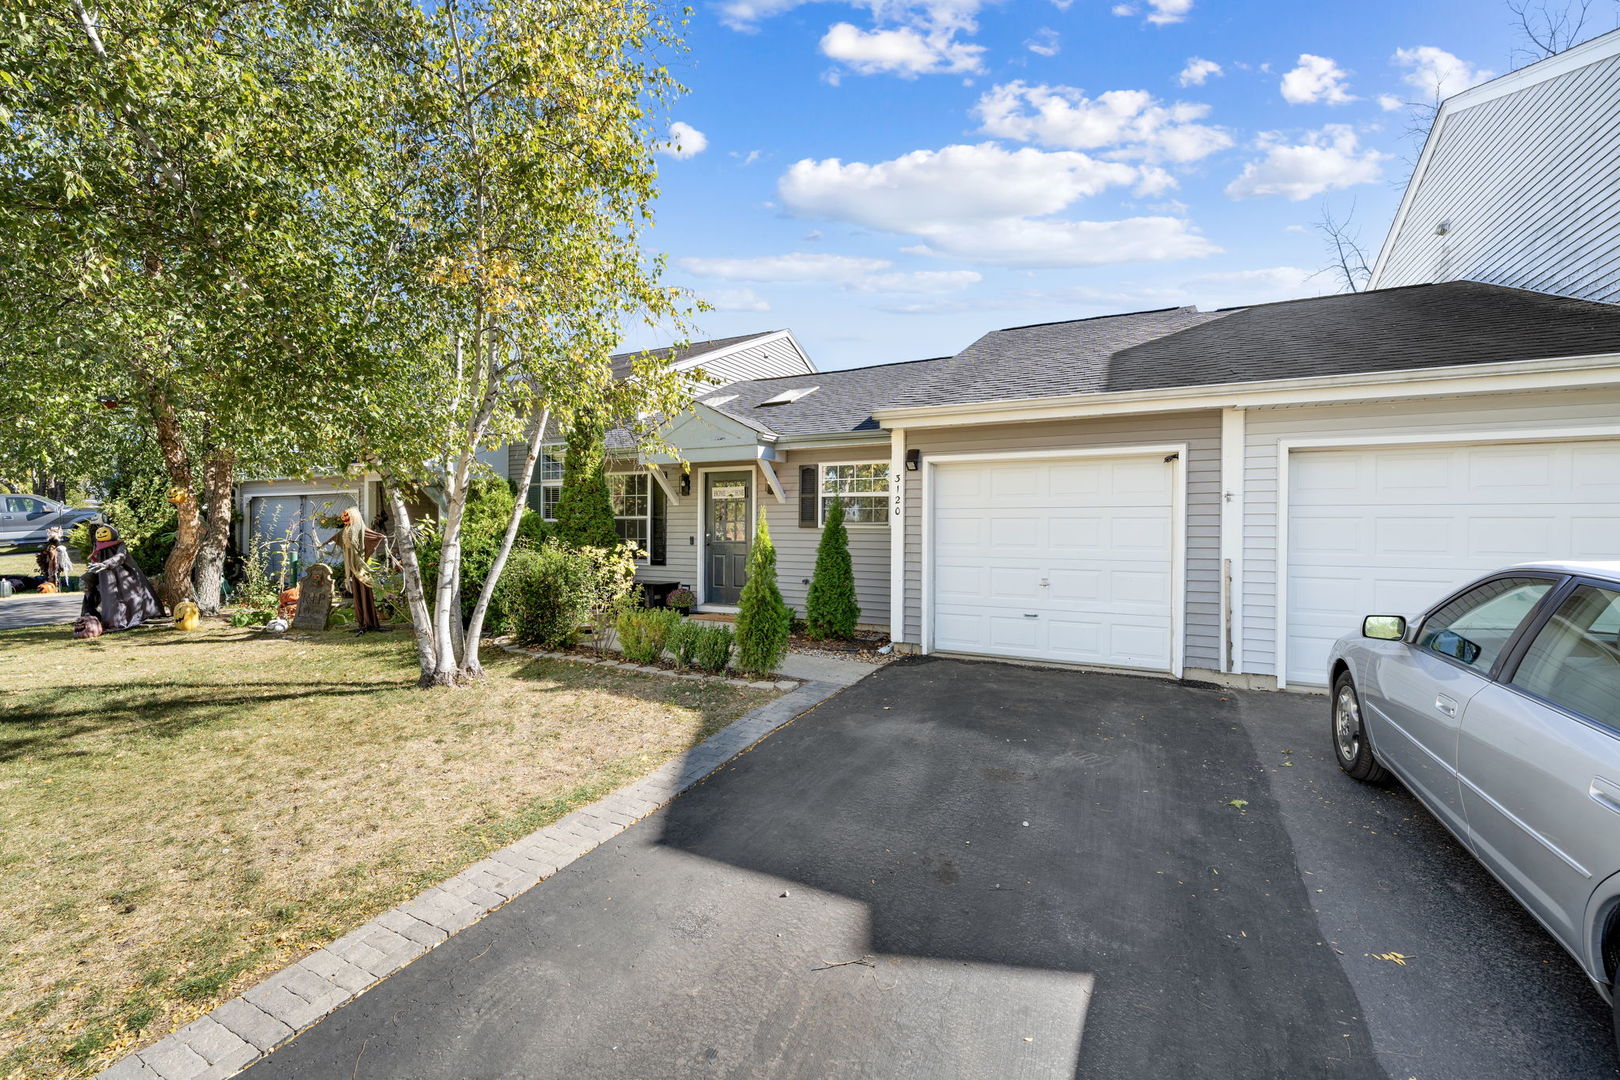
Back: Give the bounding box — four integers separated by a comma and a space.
1219, 408, 1245, 675
920, 443, 1188, 679
889, 427, 906, 643
1272, 421, 1620, 688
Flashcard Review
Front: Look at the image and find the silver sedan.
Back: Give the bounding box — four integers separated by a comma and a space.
1327, 562, 1620, 1056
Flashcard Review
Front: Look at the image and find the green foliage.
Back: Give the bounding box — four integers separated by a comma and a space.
666, 587, 696, 611
416, 476, 534, 621
666, 619, 700, 668
690, 624, 736, 673
583, 543, 643, 654
616, 607, 682, 665
553, 418, 619, 550
734, 513, 792, 675
805, 496, 860, 640
516, 508, 553, 551
497, 544, 595, 649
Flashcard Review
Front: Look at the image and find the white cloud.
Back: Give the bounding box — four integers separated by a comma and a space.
678, 252, 981, 294
974, 82, 1233, 163
1280, 54, 1356, 105
679, 252, 891, 283
1179, 57, 1222, 86
1224, 125, 1387, 201
701, 287, 771, 312
730, 149, 763, 166
1377, 93, 1404, 111
1391, 46, 1493, 101
659, 121, 708, 159
779, 142, 1143, 231
820, 21, 984, 77
901, 216, 1217, 267
1114, 0, 1193, 23
777, 142, 1217, 268
1026, 28, 1061, 56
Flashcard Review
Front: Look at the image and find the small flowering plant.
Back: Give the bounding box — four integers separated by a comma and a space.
667, 587, 697, 612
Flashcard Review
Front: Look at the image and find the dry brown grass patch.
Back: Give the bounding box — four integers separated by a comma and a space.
0, 622, 774, 1078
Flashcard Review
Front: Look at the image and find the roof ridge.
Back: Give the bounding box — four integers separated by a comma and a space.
993, 306, 1196, 334
708, 354, 953, 389
1210, 279, 1499, 314
613, 329, 781, 359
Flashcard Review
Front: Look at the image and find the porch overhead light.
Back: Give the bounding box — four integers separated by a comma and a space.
758, 386, 819, 406
905, 448, 920, 471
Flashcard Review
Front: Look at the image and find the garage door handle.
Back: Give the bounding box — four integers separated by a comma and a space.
1435, 695, 1457, 717
1023, 613, 1039, 619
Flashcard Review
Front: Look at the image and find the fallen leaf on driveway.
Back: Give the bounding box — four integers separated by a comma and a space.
1368, 952, 1414, 965
1226, 799, 1248, 810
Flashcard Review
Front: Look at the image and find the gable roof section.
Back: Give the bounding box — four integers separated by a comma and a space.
1102, 281, 1620, 393
698, 356, 954, 436
610, 330, 799, 379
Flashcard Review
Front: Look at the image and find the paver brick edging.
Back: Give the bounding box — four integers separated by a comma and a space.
93, 678, 849, 1080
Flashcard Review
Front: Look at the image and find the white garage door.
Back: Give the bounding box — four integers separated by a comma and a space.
931, 454, 1178, 672
1286, 439, 1620, 685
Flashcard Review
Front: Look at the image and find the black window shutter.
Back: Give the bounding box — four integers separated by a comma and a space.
799, 465, 819, 527
650, 480, 667, 566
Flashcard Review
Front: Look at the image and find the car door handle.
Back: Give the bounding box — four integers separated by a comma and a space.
1591, 777, 1620, 816
1435, 694, 1458, 717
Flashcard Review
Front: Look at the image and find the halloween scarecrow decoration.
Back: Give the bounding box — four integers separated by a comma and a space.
79, 524, 164, 633
330, 508, 388, 632
36, 526, 74, 588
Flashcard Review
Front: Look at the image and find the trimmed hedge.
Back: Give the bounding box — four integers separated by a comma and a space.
497, 543, 595, 649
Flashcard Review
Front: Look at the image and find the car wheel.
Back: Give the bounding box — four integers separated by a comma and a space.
1332, 673, 1389, 784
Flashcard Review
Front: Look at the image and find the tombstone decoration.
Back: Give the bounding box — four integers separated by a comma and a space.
292, 564, 335, 631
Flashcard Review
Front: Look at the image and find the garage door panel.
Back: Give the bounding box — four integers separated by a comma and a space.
1286, 439, 1620, 686
931, 455, 1176, 673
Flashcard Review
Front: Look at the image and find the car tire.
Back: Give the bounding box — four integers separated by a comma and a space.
1332, 673, 1389, 784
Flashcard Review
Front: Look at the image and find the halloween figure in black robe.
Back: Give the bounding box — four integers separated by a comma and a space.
79, 524, 165, 632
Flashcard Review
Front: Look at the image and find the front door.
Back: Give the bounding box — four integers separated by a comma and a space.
705, 472, 752, 605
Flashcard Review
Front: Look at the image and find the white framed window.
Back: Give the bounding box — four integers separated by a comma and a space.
531, 447, 564, 520
608, 472, 651, 558
820, 463, 888, 525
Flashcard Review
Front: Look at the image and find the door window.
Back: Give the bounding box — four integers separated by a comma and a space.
1417, 576, 1554, 673
1509, 584, 1620, 730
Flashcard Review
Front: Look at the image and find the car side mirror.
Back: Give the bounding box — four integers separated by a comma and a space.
1362, 615, 1407, 641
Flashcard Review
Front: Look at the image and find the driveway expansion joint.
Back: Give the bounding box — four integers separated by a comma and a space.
91, 677, 849, 1080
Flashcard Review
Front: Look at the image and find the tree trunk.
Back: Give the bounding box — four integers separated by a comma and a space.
192, 447, 235, 614
149, 390, 199, 611
383, 479, 438, 681
427, 463, 469, 687
460, 406, 548, 680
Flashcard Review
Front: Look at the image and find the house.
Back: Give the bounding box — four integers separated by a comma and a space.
548, 283, 1620, 692
1371, 27, 1620, 302
235, 330, 812, 576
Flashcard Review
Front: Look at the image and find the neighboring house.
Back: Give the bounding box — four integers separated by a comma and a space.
573, 283, 1620, 692
236, 330, 812, 577
1371, 27, 1620, 302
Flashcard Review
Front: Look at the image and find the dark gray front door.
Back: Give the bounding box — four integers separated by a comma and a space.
705, 472, 752, 605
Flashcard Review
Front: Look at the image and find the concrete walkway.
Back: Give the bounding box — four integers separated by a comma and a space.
0, 592, 81, 631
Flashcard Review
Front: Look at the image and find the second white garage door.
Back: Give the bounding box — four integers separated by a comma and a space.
930, 453, 1180, 673
1285, 438, 1620, 686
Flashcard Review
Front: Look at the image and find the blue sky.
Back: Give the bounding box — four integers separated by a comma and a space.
623, 0, 1588, 370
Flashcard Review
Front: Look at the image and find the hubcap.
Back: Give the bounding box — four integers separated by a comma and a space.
1334, 686, 1361, 762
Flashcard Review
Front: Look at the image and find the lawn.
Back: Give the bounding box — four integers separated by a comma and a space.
0, 622, 776, 1078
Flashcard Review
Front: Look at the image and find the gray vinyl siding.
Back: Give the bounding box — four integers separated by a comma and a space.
1240, 385, 1620, 676
1374, 46, 1620, 302
899, 411, 1223, 672
685, 335, 813, 388
633, 445, 892, 628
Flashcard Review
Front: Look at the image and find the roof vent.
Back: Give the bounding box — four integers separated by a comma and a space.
758, 386, 819, 406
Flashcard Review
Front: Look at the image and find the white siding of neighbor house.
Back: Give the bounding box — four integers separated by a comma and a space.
899, 412, 1223, 672
1239, 385, 1620, 677
684, 334, 813, 388
1372, 41, 1620, 302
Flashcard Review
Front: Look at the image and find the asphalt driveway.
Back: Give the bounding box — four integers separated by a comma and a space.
244, 657, 1617, 1079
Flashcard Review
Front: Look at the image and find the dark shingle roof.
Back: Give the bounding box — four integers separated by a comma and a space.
1101, 281, 1620, 392
699, 356, 954, 436
610, 331, 780, 379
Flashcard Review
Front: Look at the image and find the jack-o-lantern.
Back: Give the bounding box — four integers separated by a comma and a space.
37, 581, 58, 594
278, 586, 300, 619
173, 600, 200, 631
166, 487, 188, 507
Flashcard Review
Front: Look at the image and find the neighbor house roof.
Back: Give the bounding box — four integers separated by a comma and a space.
696, 281, 1620, 438
610, 331, 783, 379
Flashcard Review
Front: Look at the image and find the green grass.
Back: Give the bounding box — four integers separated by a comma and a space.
0, 623, 775, 1078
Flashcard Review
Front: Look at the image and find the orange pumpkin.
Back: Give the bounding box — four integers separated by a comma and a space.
37, 581, 58, 594
278, 585, 300, 619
